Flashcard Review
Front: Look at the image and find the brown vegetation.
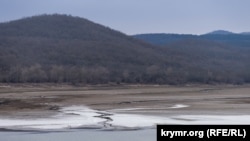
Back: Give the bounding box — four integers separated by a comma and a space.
0, 14, 250, 84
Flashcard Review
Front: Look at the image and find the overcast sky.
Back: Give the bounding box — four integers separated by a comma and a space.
1, 0, 250, 35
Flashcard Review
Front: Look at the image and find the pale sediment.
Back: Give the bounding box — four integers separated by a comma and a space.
0, 85, 250, 131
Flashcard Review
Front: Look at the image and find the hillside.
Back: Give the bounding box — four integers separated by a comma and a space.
134, 33, 250, 84
206, 30, 235, 35
133, 34, 197, 46
0, 15, 250, 84
0, 14, 166, 84
134, 32, 250, 47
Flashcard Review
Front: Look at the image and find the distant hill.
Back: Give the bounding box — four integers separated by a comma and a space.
241, 32, 250, 35
133, 32, 250, 84
134, 31, 250, 47
133, 33, 197, 46
206, 30, 250, 35
205, 30, 235, 35
0, 15, 250, 84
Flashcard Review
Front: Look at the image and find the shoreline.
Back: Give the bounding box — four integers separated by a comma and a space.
0, 84, 250, 131
1, 105, 250, 131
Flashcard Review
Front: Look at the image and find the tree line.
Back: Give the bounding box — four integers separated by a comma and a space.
1, 14, 250, 85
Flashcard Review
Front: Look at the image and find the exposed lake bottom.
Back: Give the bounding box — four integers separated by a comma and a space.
1, 106, 250, 131
0, 129, 156, 141
1, 85, 250, 141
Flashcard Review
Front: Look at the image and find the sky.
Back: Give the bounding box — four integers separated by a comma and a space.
1, 0, 250, 35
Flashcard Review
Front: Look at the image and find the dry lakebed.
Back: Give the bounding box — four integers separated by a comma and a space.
0, 84, 250, 141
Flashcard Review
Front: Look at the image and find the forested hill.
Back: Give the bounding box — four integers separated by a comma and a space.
133, 31, 250, 47
0, 14, 166, 84
0, 14, 250, 84
133, 33, 250, 84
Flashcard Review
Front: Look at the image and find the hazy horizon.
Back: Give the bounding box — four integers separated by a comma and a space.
1, 0, 250, 35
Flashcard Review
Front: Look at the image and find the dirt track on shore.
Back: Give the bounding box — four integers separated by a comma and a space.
0, 84, 250, 118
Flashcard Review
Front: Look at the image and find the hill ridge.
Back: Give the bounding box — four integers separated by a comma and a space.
0, 14, 250, 84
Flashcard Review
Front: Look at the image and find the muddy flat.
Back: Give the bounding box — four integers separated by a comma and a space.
0, 84, 250, 119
